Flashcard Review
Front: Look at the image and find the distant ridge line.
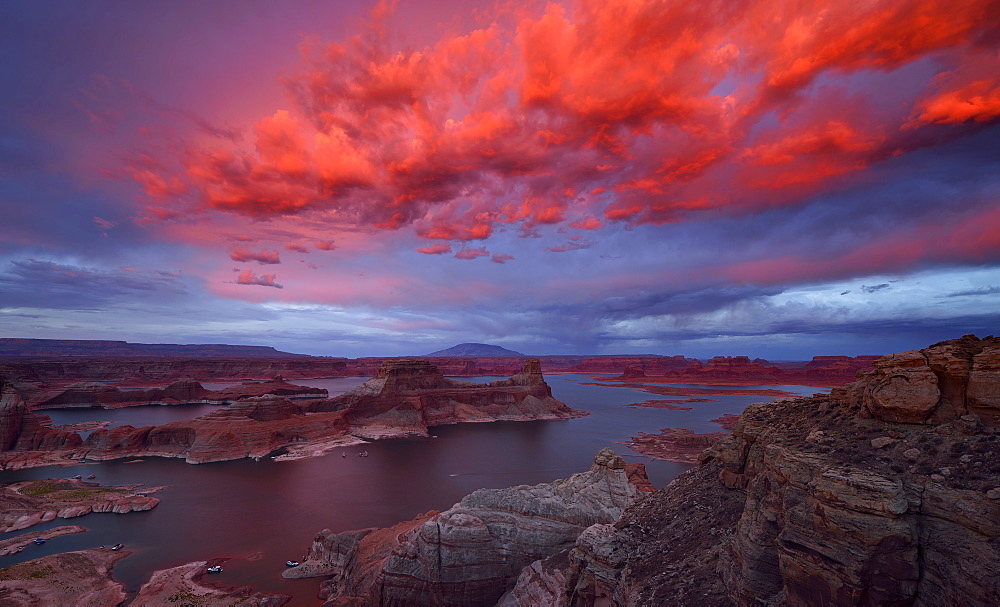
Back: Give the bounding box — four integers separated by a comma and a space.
425, 343, 527, 357
0, 338, 307, 358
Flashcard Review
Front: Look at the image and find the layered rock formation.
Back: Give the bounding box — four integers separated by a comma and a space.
3, 360, 581, 466
0, 380, 81, 453
501, 335, 1000, 606
324, 359, 583, 439
287, 448, 652, 606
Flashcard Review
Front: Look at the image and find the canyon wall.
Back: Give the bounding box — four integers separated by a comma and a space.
0, 352, 878, 387
502, 335, 1000, 606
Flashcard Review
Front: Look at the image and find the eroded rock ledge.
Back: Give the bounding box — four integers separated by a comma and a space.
287, 448, 652, 606
501, 334, 1000, 606
1, 478, 161, 533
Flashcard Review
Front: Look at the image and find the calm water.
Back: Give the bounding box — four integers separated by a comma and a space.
3, 376, 824, 605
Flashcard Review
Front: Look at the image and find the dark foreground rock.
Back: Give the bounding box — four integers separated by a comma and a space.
502, 335, 1000, 606
288, 448, 652, 606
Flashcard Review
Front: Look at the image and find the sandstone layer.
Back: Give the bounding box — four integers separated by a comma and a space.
0, 478, 161, 532
288, 448, 652, 606
502, 335, 1000, 606
0, 548, 131, 606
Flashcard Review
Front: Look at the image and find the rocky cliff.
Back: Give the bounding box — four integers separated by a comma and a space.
0, 380, 81, 453
287, 448, 652, 606
501, 335, 1000, 606
326, 359, 583, 439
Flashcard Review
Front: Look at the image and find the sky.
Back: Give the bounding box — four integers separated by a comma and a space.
1, 0, 999, 359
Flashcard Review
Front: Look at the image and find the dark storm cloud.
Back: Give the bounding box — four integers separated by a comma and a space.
0, 259, 188, 309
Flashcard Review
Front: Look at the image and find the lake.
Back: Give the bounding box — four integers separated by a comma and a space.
1, 375, 826, 605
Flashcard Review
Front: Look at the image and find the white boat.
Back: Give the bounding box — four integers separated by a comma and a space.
207, 565, 223, 573
285, 560, 300, 567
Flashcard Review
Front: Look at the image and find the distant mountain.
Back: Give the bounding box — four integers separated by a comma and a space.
0, 338, 308, 358
425, 343, 526, 357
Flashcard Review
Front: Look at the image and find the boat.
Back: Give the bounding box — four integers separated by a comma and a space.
207, 565, 223, 573
33, 538, 46, 545
110, 543, 123, 551
86, 474, 96, 479
285, 560, 300, 567
72, 475, 82, 479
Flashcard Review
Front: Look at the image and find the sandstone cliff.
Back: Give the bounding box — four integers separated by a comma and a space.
0, 380, 81, 453
502, 335, 1000, 606
287, 448, 652, 606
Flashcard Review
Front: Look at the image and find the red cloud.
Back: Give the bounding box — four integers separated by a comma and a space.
491, 253, 514, 264
314, 240, 337, 251
286, 242, 309, 253
236, 269, 283, 288
913, 79, 1000, 126
416, 243, 452, 255
570, 216, 603, 230
230, 248, 281, 264
135, 0, 1000, 244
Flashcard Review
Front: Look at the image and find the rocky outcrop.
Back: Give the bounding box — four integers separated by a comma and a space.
0, 380, 81, 453
625, 427, 729, 463
76, 395, 351, 464
503, 335, 1000, 606
29, 376, 327, 409
1, 478, 161, 532
837, 334, 1000, 426
313, 359, 584, 439
0, 548, 131, 606
131, 560, 290, 606
288, 449, 652, 606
